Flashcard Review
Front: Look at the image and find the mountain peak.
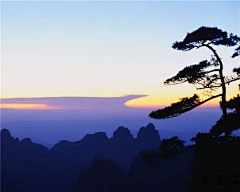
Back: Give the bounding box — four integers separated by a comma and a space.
113, 126, 134, 141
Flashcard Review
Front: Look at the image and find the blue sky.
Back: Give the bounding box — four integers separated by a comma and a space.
1, 1, 240, 107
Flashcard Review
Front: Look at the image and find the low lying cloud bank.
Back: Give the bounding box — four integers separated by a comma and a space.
0, 95, 148, 110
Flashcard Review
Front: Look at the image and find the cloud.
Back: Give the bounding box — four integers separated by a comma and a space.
0, 95, 148, 110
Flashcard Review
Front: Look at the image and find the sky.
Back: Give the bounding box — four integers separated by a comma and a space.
1, 1, 240, 109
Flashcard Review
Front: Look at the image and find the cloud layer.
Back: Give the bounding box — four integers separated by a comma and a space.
0, 95, 147, 110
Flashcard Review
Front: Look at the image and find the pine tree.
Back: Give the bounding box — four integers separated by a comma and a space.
149, 26, 240, 136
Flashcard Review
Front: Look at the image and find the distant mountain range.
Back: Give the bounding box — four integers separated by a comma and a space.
1, 107, 223, 147
1, 123, 162, 192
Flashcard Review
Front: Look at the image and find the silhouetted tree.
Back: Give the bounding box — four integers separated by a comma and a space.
210, 90, 240, 136
210, 51, 240, 136
159, 136, 185, 157
149, 26, 240, 136
232, 45, 240, 58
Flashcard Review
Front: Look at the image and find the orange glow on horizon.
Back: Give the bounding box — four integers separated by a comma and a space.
125, 103, 219, 109
0, 103, 58, 110
125, 95, 221, 108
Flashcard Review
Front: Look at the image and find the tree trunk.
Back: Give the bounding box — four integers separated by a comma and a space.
204, 45, 228, 137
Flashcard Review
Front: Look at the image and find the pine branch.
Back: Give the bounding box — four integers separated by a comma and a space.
149, 94, 222, 119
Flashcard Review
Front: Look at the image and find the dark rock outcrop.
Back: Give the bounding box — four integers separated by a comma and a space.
189, 133, 240, 192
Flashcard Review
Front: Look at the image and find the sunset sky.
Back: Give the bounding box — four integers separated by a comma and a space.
1, 1, 240, 109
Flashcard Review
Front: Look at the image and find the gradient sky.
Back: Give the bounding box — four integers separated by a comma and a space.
1, 1, 240, 108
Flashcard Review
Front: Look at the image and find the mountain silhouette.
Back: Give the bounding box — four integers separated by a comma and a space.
137, 123, 161, 151
3, 125, 238, 192
1, 123, 161, 192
